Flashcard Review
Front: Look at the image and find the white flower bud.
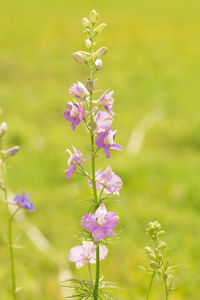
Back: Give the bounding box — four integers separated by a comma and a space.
94, 47, 107, 59
85, 39, 92, 49
0, 122, 7, 137
82, 18, 90, 28
94, 23, 106, 35
167, 274, 174, 291
72, 52, 85, 64
95, 59, 102, 69
90, 10, 99, 24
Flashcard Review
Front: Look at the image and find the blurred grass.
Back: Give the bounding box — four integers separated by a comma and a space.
0, 0, 200, 299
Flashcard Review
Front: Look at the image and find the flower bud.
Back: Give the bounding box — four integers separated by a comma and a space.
94, 23, 106, 35
0, 122, 7, 137
162, 273, 168, 281
0, 179, 3, 186
148, 254, 156, 261
1, 146, 20, 158
163, 259, 170, 271
72, 52, 85, 64
90, 10, 99, 24
157, 255, 163, 262
144, 246, 153, 254
95, 59, 102, 69
94, 47, 107, 59
84, 29, 92, 39
158, 241, 166, 249
82, 17, 90, 28
150, 263, 160, 270
154, 249, 161, 257
85, 39, 92, 49
86, 78, 94, 92
167, 274, 173, 290
157, 230, 165, 237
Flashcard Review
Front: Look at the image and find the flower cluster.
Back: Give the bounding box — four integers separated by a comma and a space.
64, 10, 123, 298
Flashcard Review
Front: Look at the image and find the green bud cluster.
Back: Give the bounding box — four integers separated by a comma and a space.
72, 10, 107, 74
144, 221, 174, 294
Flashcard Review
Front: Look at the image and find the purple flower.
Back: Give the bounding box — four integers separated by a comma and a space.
13, 191, 35, 210
68, 81, 90, 100
81, 203, 119, 242
89, 166, 123, 195
65, 146, 90, 180
68, 241, 108, 269
63, 102, 85, 131
93, 111, 113, 132
95, 128, 123, 158
98, 90, 114, 115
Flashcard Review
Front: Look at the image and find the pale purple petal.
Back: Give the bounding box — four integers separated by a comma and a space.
109, 143, 123, 151
92, 227, 107, 242
104, 212, 119, 229
99, 245, 108, 260
103, 145, 110, 158
105, 228, 115, 239
68, 245, 83, 262
65, 164, 76, 180
95, 203, 107, 218
81, 214, 98, 231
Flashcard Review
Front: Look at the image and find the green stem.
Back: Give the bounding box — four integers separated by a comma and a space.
94, 244, 100, 299
146, 271, 155, 300
164, 279, 169, 300
0, 139, 16, 299
88, 262, 94, 291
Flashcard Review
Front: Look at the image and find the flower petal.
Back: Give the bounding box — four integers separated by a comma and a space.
81, 214, 98, 231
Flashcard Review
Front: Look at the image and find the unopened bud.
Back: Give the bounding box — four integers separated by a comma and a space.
163, 259, 170, 271
90, 10, 99, 24
82, 17, 90, 28
72, 52, 85, 64
167, 274, 174, 290
144, 246, 153, 254
1, 146, 20, 158
84, 29, 92, 39
157, 255, 163, 262
95, 59, 102, 69
0, 179, 3, 186
94, 23, 106, 35
157, 230, 165, 237
162, 273, 168, 281
154, 249, 161, 257
0, 122, 7, 137
148, 254, 156, 261
150, 263, 160, 270
86, 78, 94, 91
85, 39, 92, 49
158, 241, 166, 249
94, 47, 107, 59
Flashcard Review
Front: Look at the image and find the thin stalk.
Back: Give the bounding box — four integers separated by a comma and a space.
88, 262, 94, 291
94, 244, 100, 300
164, 280, 169, 300
0, 139, 16, 300
146, 271, 155, 300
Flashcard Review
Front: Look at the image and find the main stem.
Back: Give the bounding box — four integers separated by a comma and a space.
0, 140, 16, 300
146, 271, 155, 300
164, 280, 169, 300
89, 32, 100, 300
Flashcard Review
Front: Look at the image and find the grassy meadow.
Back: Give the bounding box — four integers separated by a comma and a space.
1, 0, 200, 299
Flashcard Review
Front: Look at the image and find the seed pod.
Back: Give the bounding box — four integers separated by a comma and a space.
86, 78, 94, 92
93, 47, 107, 59
72, 52, 85, 64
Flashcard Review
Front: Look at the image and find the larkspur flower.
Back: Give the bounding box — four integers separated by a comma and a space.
95, 128, 123, 158
68, 241, 108, 269
68, 81, 90, 100
97, 90, 114, 115
13, 191, 34, 210
81, 203, 119, 242
89, 166, 123, 195
93, 111, 113, 132
63, 102, 85, 131
65, 146, 90, 179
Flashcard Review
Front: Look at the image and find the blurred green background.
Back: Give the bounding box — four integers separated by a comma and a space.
1, 0, 200, 299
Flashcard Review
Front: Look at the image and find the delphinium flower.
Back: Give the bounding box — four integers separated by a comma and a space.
13, 191, 35, 210
144, 221, 175, 300
81, 203, 119, 242
65, 146, 91, 179
95, 128, 123, 158
68, 241, 108, 269
63, 10, 123, 299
